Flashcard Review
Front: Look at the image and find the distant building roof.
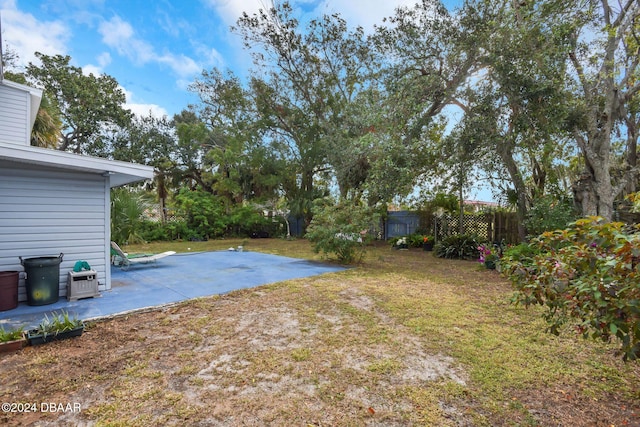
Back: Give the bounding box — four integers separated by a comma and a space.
464, 200, 499, 207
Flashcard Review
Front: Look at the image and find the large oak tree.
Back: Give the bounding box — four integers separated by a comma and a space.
26, 53, 132, 155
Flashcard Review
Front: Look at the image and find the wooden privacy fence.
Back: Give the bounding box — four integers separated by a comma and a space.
385, 211, 421, 238
288, 210, 521, 243
384, 211, 520, 244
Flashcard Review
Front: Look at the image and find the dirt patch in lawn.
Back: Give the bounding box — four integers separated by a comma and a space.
1, 241, 639, 426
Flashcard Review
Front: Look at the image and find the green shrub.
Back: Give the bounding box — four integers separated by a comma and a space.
389, 236, 408, 248
433, 234, 483, 260
306, 198, 379, 264
504, 217, 640, 361
500, 242, 541, 268
628, 192, 640, 212
171, 189, 281, 240
138, 219, 190, 242
524, 195, 577, 237
408, 233, 426, 248
389, 233, 425, 248
227, 205, 273, 237
174, 188, 227, 239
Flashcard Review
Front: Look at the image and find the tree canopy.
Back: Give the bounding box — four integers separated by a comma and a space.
26, 53, 133, 155
7, 0, 640, 234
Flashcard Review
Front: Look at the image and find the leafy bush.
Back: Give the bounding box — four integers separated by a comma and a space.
137, 189, 283, 242
408, 233, 427, 248
306, 198, 379, 264
628, 192, 640, 212
139, 219, 192, 242
500, 242, 541, 268
174, 188, 227, 239
389, 233, 425, 248
171, 189, 280, 239
503, 217, 640, 360
433, 234, 482, 260
524, 195, 577, 237
389, 236, 408, 248
139, 220, 168, 241
227, 205, 274, 237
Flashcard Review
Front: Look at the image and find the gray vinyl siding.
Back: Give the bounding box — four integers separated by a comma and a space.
0, 165, 108, 301
0, 85, 30, 145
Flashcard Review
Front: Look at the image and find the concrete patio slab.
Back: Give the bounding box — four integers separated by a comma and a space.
0, 251, 346, 330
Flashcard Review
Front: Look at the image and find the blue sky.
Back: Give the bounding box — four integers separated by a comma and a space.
1, 0, 461, 118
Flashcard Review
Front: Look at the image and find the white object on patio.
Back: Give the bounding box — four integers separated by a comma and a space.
110, 242, 176, 270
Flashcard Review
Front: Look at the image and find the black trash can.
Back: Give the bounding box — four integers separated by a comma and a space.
0, 271, 19, 311
19, 253, 63, 306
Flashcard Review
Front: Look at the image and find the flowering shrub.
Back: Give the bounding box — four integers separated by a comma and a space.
389, 234, 426, 248
502, 217, 640, 360
395, 237, 408, 248
408, 234, 425, 247
422, 235, 434, 244
477, 244, 499, 269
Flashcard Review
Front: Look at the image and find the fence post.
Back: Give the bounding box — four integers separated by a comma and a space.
488, 213, 494, 243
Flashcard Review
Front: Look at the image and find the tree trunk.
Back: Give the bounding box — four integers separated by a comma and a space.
302, 168, 315, 226
566, 0, 640, 221
497, 142, 528, 241
572, 130, 616, 221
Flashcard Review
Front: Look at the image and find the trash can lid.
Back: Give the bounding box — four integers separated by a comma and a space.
20, 253, 64, 267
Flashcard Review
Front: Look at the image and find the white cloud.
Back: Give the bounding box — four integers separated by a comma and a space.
98, 16, 152, 63
98, 15, 201, 78
320, 0, 417, 32
121, 86, 169, 119
126, 102, 169, 119
205, 0, 268, 27
0, 0, 69, 68
81, 52, 111, 76
96, 52, 112, 68
156, 52, 201, 76
82, 64, 102, 76
205, 0, 416, 32
193, 44, 225, 70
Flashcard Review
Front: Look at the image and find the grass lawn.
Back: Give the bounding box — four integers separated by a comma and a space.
1, 238, 638, 426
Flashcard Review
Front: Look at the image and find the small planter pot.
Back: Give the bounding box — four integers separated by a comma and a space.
0, 337, 27, 354
26, 325, 84, 346
484, 259, 497, 270
423, 242, 434, 251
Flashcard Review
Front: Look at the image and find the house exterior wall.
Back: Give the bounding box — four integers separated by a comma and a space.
0, 162, 109, 302
0, 84, 30, 146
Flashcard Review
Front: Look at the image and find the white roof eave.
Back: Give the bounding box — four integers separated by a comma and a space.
0, 142, 154, 187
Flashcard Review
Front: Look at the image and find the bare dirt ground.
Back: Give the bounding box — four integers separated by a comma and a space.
1, 240, 639, 426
